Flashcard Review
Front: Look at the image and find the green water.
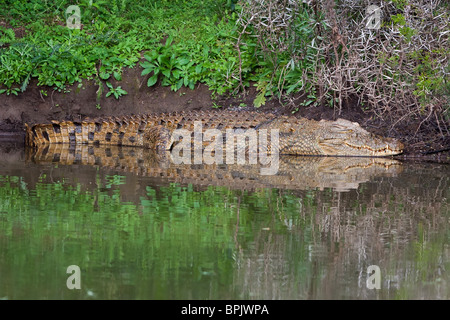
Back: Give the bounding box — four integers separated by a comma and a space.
0, 147, 449, 300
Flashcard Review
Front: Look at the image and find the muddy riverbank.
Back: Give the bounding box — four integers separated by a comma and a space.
0, 65, 448, 162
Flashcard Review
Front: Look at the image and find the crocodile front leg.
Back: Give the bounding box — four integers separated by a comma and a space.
143, 125, 172, 152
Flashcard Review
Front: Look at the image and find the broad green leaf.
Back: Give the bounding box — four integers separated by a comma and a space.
162, 69, 171, 78
141, 68, 153, 76
147, 74, 158, 87
140, 61, 154, 69
143, 54, 153, 62
176, 78, 183, 90
286, 82, 301, 94
178, 58, 190, 65
165, 36, 174, 47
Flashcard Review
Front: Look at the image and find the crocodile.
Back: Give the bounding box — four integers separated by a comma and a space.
25, 110, 404, 157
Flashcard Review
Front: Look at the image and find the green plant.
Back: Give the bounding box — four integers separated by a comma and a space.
140, 37, 196, 91
253, 81, 267, 108
0, 1, 153, 97
0, 0, 241, 98
0, 87, 20, 95
0, 26, 15, 47
105, 82, 127, 99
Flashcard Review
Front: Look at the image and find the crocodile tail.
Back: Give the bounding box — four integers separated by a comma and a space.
25, 121, 79, 147
25, 116, 155, 148
25, 122, 56, 147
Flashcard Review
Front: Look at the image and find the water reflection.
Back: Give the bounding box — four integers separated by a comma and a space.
0, 145, 448, 300
26, 144, 403, 191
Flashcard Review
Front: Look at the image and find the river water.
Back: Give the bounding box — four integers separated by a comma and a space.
0, 143, 448, 299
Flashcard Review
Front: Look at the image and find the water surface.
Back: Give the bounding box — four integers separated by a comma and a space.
0, 144, 448, 299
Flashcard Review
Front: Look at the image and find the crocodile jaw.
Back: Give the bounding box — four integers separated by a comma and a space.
318, 119, 404, 157
319, 138, 404, 156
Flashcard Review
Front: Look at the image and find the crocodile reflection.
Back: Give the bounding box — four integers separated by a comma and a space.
26, 144, 403, 191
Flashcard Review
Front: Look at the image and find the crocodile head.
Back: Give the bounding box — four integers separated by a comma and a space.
317, 119, 404, 156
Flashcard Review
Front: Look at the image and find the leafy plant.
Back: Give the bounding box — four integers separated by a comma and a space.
0, 26, 15, 47
253, 81, 267, 108
140, 38, 196, 91
0, 87, 20, 95
105, 82, 127, 99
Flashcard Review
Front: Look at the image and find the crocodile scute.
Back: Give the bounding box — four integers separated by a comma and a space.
25, 110, 404, 157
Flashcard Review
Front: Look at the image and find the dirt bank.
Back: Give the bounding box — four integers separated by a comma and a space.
0, 64, 448, 162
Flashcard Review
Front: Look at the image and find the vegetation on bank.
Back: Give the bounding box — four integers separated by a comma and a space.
0, 0, 448, 128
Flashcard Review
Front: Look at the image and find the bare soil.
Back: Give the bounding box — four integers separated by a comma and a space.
0, 64, 448, 162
